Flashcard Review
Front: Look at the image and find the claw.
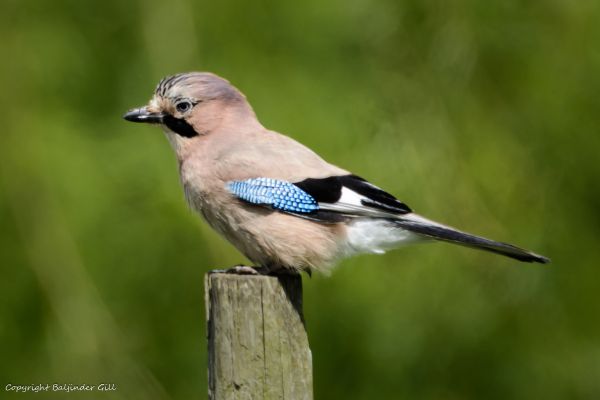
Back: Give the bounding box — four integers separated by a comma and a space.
209, 265, 304, 276
210, 265, 262, 275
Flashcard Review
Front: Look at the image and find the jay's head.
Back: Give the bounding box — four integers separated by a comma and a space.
124, 72, 257, 150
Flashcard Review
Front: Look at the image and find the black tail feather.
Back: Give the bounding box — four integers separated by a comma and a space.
396, 219, 550, 264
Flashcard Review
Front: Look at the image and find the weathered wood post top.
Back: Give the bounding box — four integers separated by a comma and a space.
205, 273, 313, 400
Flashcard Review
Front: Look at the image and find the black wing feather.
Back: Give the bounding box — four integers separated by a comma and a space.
294, 174, 412, 215
294, 176, 343, 203
338, 175, 412, 213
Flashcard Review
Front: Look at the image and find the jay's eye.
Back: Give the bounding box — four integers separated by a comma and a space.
176, 101, 193, 113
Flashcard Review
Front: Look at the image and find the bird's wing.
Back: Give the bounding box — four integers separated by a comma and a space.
226, 175, 411, 222
226, 176, 550, 263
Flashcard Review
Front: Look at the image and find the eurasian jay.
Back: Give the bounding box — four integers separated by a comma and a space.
124, 72, 549, 274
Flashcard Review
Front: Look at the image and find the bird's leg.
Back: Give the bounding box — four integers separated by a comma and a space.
263, 263, 302, 276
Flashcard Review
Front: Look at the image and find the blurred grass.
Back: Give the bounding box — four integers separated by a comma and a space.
1, 0, 599, 399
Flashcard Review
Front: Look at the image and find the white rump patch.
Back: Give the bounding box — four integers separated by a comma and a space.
345, 219, 420, 256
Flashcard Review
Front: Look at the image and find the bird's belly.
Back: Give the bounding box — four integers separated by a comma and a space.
195, 199, 345, 272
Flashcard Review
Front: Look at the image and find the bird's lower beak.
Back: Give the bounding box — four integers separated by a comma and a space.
123, 107, 165, 124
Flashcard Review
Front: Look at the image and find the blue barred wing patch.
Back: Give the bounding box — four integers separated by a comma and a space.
227, 178, 319, 213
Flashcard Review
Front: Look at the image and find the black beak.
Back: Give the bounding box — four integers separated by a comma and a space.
123, 107, 165, 124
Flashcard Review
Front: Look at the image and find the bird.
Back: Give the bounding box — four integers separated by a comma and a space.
124, 72, 549, 275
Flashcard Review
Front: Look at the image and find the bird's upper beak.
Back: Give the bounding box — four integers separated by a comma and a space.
123, 107, 165, 124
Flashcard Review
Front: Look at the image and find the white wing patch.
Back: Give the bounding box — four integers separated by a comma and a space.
339, 186, 364, 206
318, 187, 399, 218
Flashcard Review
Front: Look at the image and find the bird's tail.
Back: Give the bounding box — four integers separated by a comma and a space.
395, 214, 550, 264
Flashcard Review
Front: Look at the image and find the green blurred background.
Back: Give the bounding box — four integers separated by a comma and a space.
1, 0, 599, 399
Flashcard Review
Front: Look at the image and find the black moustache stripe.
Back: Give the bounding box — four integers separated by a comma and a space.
162, 115, 199, 138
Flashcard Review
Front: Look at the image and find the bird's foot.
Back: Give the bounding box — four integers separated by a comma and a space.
209, 264, 305, 276
209, 265, 266, 275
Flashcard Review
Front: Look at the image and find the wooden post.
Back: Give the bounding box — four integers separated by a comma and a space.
205, 273, 313, 400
